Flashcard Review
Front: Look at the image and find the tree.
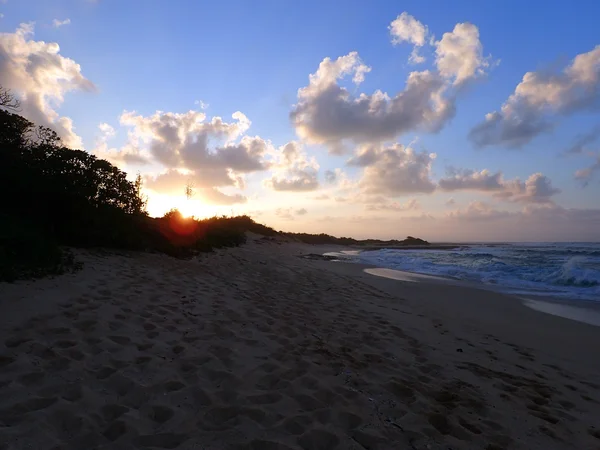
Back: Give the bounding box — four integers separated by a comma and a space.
0, 86, 20, 111
134, 172, 149, 215
185, 180, 195, 201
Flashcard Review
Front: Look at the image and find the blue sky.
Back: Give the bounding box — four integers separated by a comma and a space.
1, 0, 599, 241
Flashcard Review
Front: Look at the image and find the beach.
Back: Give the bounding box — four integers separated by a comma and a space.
1, 236, 599, 449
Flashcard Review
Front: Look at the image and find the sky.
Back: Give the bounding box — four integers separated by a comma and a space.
1, 0, 599, 242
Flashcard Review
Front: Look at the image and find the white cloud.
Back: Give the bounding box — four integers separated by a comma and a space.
357, 144, 437, 196
438, 168, 505, 191
439, 168, 560, 204
313, 194, 330, 200
264, 141, 319, 192
389, 12, 428, 64
0, 23, 95, 148
495, 173, 560, 204
291, 17, 491, 151
102, 108, 276, 204
194, 100, 209, 110
470, 45, 600, 148
290, 52, 455, 150
434, 23, 490, 86
52, 18, 71, 28
445, 197, 456, 206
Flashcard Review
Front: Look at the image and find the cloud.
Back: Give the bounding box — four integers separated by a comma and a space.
92, 122, 149, 167
445, 197, 456, 206
264, 141, 319, 192
439, 168, 559, 204
119, 109, 253, 169
313, 194, 330, 200
110, 108, 272, 200
199, 188, 247, 205
194, 100, 209, 110
495, 173, 560, 204
470, 45, 600, 148
366, 198, 420, 212
564, 124, 600, 154
324, 170, 336, 183
144, 170, 247, 205
438, 168, 504, 191
290, 52, 455, 150
52, 18, 71, 28
389, 12, 428, 64
0, 23, 95, 148
357, 144, 437, 196
275, 207, 308, 220
446, 201, 513, 221
291, 17, 491, 151
575, 154, 600, 186
435, 23, 490, 86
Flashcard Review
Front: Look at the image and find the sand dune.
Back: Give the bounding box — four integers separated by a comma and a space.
1, 238, 599, 449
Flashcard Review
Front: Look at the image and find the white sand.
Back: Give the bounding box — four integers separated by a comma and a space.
1, 237, 599, 449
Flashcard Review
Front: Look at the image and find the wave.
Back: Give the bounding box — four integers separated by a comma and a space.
353, 244, 600, 302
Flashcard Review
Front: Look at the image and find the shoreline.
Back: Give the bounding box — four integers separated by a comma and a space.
1, 240, 599, 449
322, 245, 600, 317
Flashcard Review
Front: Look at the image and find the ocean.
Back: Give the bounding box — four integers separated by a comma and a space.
330, 243, 600, 303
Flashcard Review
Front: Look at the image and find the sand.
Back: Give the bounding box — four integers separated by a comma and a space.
1, 236, 599, 449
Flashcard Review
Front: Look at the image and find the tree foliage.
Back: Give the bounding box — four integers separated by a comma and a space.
0, 87, 274, 280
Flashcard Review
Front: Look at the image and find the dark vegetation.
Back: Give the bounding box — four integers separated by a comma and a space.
282, 233, 428, 247
0, 87, 276, 281
0, 86, 428, 282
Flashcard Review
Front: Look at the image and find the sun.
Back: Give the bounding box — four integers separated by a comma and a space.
178, 200, 198, 218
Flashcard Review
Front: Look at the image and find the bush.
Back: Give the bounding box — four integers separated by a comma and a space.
0, 216, 80, 281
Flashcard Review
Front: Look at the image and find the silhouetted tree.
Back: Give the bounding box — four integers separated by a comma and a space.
0, 86, 20, 110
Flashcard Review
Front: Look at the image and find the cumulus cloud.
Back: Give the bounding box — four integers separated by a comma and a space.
389, 12, 428, 64
495, 173, 560, 204
291, 52, 455, 150
92, 122, 149, 167
103, 109, 278, 204
0, 23, 95, 148
470, 45, 600, 148
144, 170, 247, 205
264, 141, 319, 192
435, 23, 490, 86
313, 194, 330, 200
439, 168, 559, 204
445, 197, 456, 206
292, 16, 491, 151
357, 144, 437, 196
52, 18, 71, 28
296, 208, 308, 215
438, 168, 504, 191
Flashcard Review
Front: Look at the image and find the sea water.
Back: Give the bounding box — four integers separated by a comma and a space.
333, 243, 600, 302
